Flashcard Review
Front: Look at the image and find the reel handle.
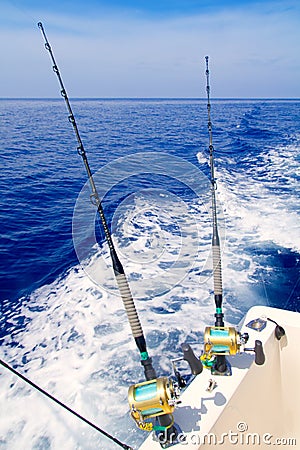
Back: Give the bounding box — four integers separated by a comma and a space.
254, 340, 265, 365
181, 343, 203, 375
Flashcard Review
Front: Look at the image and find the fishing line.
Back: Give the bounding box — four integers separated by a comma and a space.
0, 359, 133, 450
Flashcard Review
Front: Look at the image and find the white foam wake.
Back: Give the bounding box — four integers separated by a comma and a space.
0, 191, 252, 450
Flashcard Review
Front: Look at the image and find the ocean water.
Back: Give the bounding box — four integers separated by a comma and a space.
0, 98, 299, 449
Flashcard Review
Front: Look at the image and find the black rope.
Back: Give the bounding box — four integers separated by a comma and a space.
0, 359, 133, 450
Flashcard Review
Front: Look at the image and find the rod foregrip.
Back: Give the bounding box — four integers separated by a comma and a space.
212, 244, 223, 296
115, 273, 144, 339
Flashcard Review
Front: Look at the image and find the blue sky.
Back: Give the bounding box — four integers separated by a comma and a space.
1, 0, 300, 97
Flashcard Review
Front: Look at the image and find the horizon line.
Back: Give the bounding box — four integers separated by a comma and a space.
1, 97, 300, 101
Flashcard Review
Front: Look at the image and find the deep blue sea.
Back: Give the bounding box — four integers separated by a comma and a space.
0, 98, 299, 449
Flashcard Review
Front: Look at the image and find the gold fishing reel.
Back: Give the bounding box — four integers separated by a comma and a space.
203, 326, 243, 356
201, 326, 249, 374
128, 377, 180, 431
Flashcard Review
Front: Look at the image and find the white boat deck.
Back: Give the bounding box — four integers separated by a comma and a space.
139, 306, 300, 449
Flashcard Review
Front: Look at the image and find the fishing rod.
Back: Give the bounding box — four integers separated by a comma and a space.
199, 57, 265, 375
37, 22, 179, 442
0, 359, 132, 450
176, 58, 265, 380
205, 55, 223, 324
204, 56, 227, 373
37, 21, 154, 380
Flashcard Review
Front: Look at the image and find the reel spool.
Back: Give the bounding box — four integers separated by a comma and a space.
128, 377, 179, 431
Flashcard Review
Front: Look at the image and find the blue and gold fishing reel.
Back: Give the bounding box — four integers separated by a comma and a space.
128, 377, 180, 431
200, 325, 265, 374
201, 326, 248, 371
204, 326, 245, 356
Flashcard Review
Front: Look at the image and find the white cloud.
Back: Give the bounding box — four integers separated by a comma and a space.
0, 2, 299, 97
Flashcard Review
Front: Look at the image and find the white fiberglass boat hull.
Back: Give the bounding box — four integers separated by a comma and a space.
139, 305, 299, 449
